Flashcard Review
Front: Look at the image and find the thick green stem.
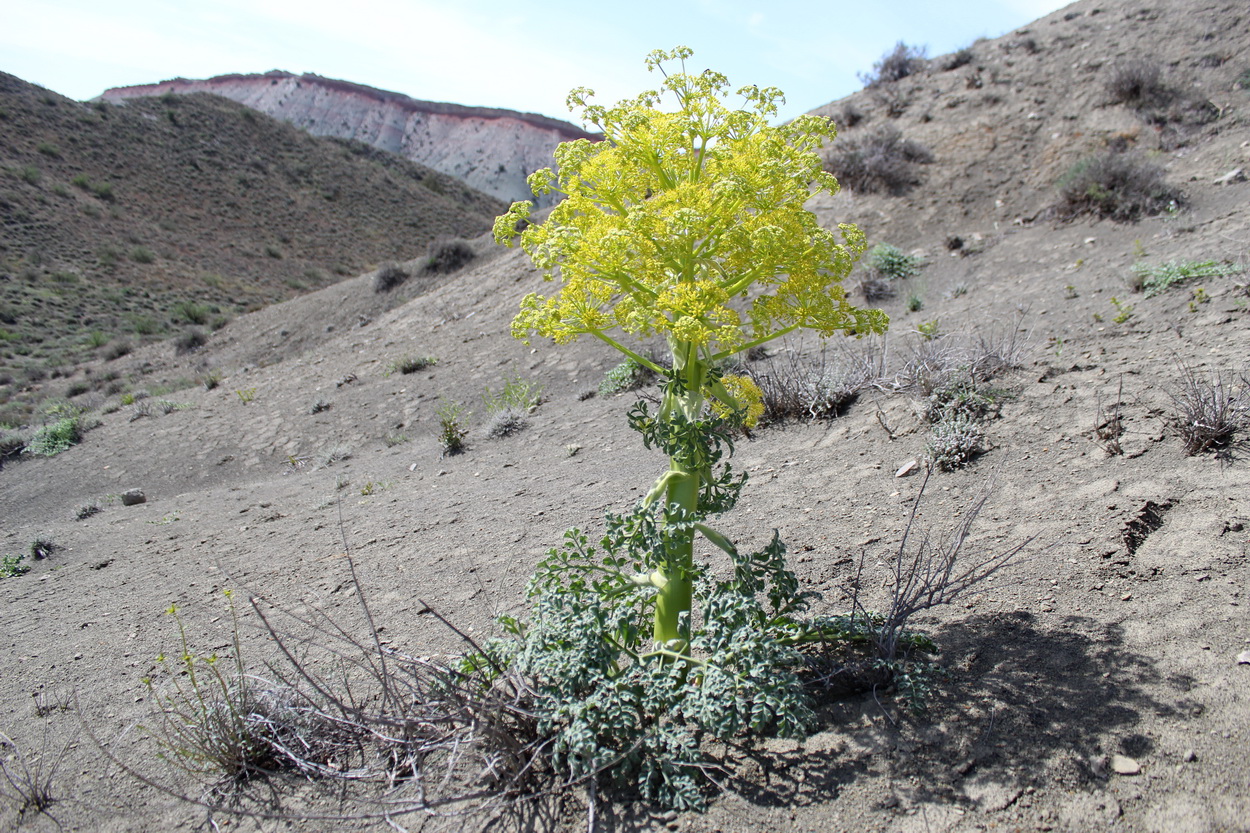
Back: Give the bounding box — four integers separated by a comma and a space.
651, 340, 705, 649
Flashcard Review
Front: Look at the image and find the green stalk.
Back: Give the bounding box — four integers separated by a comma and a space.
651, 339, 706, 650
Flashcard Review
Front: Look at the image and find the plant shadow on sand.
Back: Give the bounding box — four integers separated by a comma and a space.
696, 611, 1191, 815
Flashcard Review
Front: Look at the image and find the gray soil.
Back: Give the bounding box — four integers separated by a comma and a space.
2, 0, 1249, 830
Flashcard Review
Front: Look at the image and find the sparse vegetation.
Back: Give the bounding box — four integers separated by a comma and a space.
1055, 150, 1182, 222
1131, 259, 1243, 298
423, 236, 476, 274
868, 243, 923, 280
926, 411, 985, 469
372, 262, 409, 293
826, 124, 933, 195
859, 41, 928, 87
598, 356, 652, 396
386, 355, 437, 375
436, 401, 469, 455
24, 415, 83, 456
1106, 58, 1172, 109
1167, 362, 1249, 456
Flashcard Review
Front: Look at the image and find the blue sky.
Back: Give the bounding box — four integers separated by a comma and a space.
1, 0, 1073, 124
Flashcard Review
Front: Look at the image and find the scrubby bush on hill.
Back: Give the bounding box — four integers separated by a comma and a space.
859, 42, 928, 87
372, 262, 409, 293
423, 237, 475, 274
826, 125, 933, 195
1055, 150, 1182, 222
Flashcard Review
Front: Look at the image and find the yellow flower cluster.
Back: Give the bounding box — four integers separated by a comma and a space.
495, 47, 888, 363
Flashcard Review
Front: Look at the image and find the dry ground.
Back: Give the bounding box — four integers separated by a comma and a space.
2, 0, 1250, 830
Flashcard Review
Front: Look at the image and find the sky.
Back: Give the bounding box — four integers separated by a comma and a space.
1, 0, 1074, 125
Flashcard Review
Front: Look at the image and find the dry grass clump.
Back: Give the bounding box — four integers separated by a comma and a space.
752, 342, 885, 423
1055, 150, 1182, 222
1168, 362, 1250, 456
0, 728, 67, 823
372, 262, 409, 293
826, 125, 933, 195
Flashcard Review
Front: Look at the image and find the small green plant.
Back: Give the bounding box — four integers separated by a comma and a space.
1110, 297, 1134, 323
382, 432, 410, 448
1131, 260, 1243, 298
0, 552, 31, 578
386, 355, 437, 376
916, 319, 941, 340
201, 369, 223, 390
483, 375, 542, 413
172, 301, 211, 326
235, 388, 257, 405
868, 243, 923, 280
1063, 285, 1078, 299
24, 416, 83, 456
436, 401, 469, 455
926, 412, 985, 470
598, 356, 652, 396
18, 165, 41, 185
906, 291, 924, 312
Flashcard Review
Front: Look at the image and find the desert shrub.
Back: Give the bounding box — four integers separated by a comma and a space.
859, 42, 927, 87
925, 378, 1004, 423
171, 301, 211, 326
318, 445, 352, 468
24, 416, 82, 456
826, 124, 933, 195
0, 428, 27, 465
485, 407, 528, 438
175, 329, 208, 354
1167, 362, 1249, 455
386, 355, 437, 375
926, 412, 985, 470
104, 340, 132, 361
598, 356, 652, 396
436, 401, 469, 455
1106, 59, 1172, 109
752, 345, 882, 423
1131, 259, 1243, 298
36, 141, 60, 157
130, 246, 155, 264
19, 165, 40, 185
372, 262, 409, 293
837, 103, 864, 128
941, 47, 975, 71
868, 243, 923, 280
1055, 150, 1182, 222
424, 237, 476, 274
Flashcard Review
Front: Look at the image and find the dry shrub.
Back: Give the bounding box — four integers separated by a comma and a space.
859, 42, 927, 87
1167, 362, 1250, 456
1106, 59, 1173, 110
424, 237, 476, 275
826, 125, 933, 195
752, 341, 885, 423
1054, 150, 1182, 222
372, 262, 409, 293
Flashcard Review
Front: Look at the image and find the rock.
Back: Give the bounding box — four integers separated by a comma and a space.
1182, 749, 1197, 762
1111, 754, 1141, 775
121, 489, 146, 506
1237, 650, 1250, 665
1213, 168, 1245, 185
895, 459, 919, 477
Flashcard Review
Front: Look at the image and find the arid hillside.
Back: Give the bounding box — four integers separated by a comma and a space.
1, 0, 1249, 831
0, 73, 504, 423
102, 71, 598, 206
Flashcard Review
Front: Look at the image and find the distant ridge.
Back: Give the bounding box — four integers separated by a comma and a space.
103, 71, 598, 205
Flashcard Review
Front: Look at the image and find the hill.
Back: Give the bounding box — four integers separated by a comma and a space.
1, 0, 1250, 830
101, 71, 599, 206
0, 72, 504, 423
